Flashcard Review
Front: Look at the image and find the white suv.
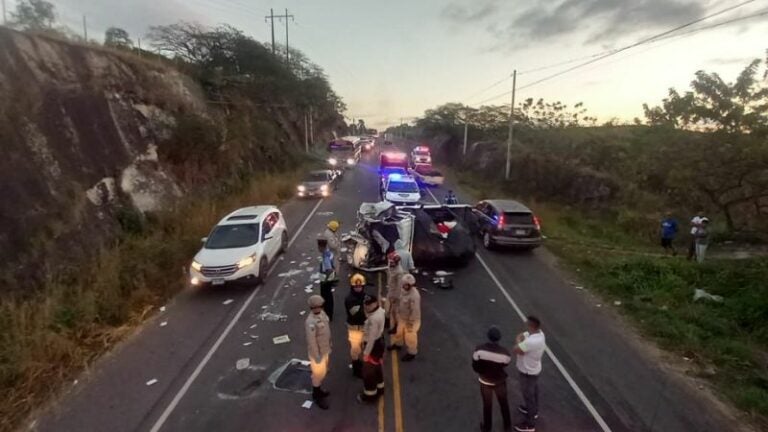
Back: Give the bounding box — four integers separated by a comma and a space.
189, 206, 288, 287
383, 174, 421, 205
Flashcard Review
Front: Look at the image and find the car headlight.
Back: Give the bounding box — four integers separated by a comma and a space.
320, 184, 329, 191
328, 158, 337, 166
191, 261, 202, 271
237, 255, 256, 269
346, 158, 354, 165
297, 185, 306, 192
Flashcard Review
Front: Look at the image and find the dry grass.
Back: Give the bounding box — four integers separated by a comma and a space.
0, 170, 304, 432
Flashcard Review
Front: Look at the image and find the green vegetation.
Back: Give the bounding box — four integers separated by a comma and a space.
416, 56, 768, 424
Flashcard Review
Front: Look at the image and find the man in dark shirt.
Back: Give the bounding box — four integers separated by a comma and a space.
473, 326, 513, 432
346, 273, 368, 378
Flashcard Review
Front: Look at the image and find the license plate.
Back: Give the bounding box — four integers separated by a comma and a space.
212, 279, 225, 286
514, 229, 527, 236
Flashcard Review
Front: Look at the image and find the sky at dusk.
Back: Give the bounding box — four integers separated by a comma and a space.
13, 0, 768, 129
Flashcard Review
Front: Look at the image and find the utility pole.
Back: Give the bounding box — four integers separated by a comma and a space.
304, 111, 309, 153
265, 9, 276, 54
82, 15, 87, 41
505, 69, 517, 180
463, 121, 468, 155
283, 8, 293, 65
2, 0, 7, 26
309, 106, 314, 145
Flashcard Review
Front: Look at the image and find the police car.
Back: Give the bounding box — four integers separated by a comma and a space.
382, 174, 421, 205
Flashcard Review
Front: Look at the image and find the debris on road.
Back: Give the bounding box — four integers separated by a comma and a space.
290, 261, 296, 264
146, 379, 158, 386
243, 342, 253, 347
302, 400, 313, 409
574, 286, 584, 290
305, 267, 313, 272
249, 324, 258, 329
299, 261, 310, 267
222, 299, 234, 305
435, 270, 453, 277
299, 310, 306, 315
249, 334, 259, 339
258, 312, 288, 322
278, 269, 304, 278
159, 306, 166, 312
613, 301, 622, 306
309, 273, 320, 281
317, 211, 334, 216
693, 288, 723, 303
596, 304, 602, 308
236, 358, 250, 370
159, 321, 168, 327
489, 298, 496, 303
340, 247, 348, 253
273, 335, 291, 344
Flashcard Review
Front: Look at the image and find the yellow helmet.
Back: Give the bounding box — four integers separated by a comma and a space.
327, 220, 340, 232
350, 273, 366, 286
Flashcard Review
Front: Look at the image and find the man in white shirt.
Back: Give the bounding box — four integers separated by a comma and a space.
513, 316, 546, 432
688, 213, 704, 260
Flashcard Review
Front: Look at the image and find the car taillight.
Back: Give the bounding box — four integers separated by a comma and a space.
533, 215, 541, 231
497, 214, 505, 229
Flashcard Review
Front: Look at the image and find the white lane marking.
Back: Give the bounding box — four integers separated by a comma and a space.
424, 185, 612, 432
149, 199, 324, 432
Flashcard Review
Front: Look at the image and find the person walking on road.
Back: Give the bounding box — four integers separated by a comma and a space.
388, 274, 421, 362
394, 239, 415, 274
317, 237, 337, 321
357, 295, 386, 404
513, 316, 546, 432
695, 217, 711, 263
660, 212, 679, 256
473, 326, 513, 432
346, 273, 368, 378
445, 189, 458, 205
385, 252, 405, 334
305, 295, 332, 410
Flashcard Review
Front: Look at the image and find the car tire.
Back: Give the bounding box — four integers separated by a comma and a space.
280, 231, 288, 254
258, 257, 268, 284
483, 232, 494, 250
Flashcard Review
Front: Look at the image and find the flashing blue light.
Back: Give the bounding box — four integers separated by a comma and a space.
388, 173, 403, 180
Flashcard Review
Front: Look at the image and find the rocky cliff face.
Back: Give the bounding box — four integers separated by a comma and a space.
0, 28, 342, 290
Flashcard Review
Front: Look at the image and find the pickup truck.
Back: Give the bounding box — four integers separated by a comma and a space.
410, 163, 444, 187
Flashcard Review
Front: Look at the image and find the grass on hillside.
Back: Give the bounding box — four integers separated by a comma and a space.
455, 170, 768, 425
0, 171, 304, 432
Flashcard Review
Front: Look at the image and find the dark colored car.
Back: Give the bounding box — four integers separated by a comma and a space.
472, 199, 543, 250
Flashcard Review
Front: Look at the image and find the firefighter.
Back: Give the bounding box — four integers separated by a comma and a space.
388, 273, 421, 361
305, 295, 331, 409
323, 220, 342, 268
357, 295, 386, 403
346, 273, 368, 378
385, 252, 405, 334
317, 236, 337, 321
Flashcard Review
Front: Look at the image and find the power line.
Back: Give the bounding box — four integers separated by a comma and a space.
472, 0, 758, 105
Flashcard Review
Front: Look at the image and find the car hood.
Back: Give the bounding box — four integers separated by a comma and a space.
300, 181, 328, 188
194, 246, 257, 266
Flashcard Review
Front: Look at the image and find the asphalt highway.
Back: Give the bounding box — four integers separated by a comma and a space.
32, 143, 736, 432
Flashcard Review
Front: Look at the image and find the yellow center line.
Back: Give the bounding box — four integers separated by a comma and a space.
391, 351, 404, 432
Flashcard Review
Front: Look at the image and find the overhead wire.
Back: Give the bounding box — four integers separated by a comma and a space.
468, 0, 759, 106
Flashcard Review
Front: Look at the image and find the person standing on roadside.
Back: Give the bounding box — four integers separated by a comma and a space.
323, 220, 342, 269
473, 326, 512, 432
660, 212, 679, 256
388, 274, 421, 362
695, 218, 711, 263
305, 295, 331, 410
357, 295, 386, 403
317, 237, 337, 321
687, 212, 704, 260
394, 239, 416, 274
513, 316, 546, 432
385, 252, 405, 334
346, 273, 368, 378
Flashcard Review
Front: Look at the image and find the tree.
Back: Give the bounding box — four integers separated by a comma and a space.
104, 27, 133, 48
644, 58, 768, 135
10, 0, 55, 31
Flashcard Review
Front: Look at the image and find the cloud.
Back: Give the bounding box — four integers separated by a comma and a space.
442, 0, 707, 49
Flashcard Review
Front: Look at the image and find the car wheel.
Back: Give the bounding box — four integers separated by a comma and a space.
280, 231, 289, 254
483, 232, 494, 250
258, 257, 268, 283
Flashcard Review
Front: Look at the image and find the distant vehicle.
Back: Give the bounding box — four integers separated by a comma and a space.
410, 163, 444, 186
383, 174, 421, 205
359, 138, 375, 152
379, 166, 408, 193
189, 206, 288, 287
472, 199, 543, 250
380, 151, 409, 170
327, 138, 361, 169
411, 146, 431, 165
297, 170, 337, 198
